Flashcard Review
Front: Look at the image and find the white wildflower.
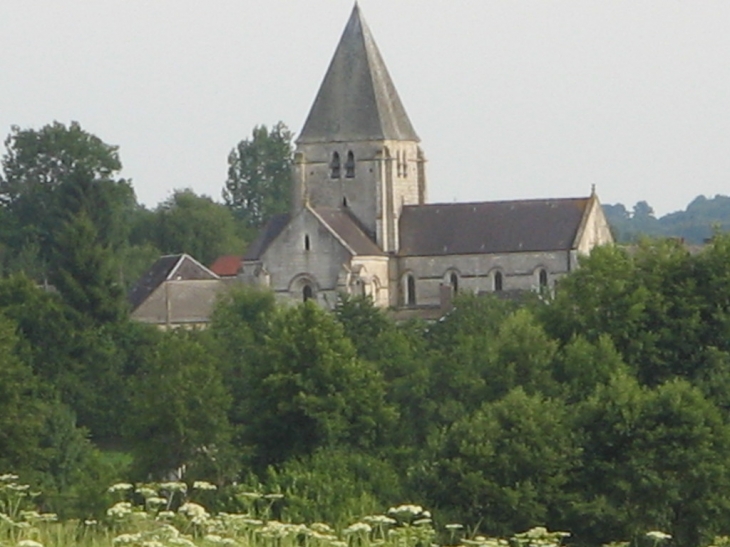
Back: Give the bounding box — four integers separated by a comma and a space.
142, 542, 165, 547
0, 474, 19, 482
84, 519, 98, 526
413, 518, 432, 526
344, 522, 372, 535
193, 481, 217, 491
17, 540, 44, 547
108, 483, 134, 493
113, 533, 142, 545
156, 511, 176, 520
204, 535, 224, 544
646, 531, 672, 542
160, 482, 188, 493
107, 502, 133, 519
311, 522, 335, 534
146, 497, 167, 507
446, 524, 464, 530
178, 502, 208, 519
136, 487, 157, 499
169, 539, 197, 547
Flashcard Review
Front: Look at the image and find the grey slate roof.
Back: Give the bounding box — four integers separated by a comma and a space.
297, 4, 419, 144
128, 254, 218, 311
313, 207, 385, 256
398, 198, 591, 256
243, 213, 291, 261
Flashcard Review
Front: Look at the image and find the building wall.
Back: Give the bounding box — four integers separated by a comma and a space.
576, 198, 614, 255
131, 279, 225, 327
293, 139, 424, 252
396, 250, 573, 307
259, 208, 353, 308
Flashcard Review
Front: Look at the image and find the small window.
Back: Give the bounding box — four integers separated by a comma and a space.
330, 152, 341, 179
303, 285, 313, 302
342, 196, 348, 207
406, 274, 416, 306
494, 271, 503, 292
450, 272, 459, 294
539, 269, 548, 289
396, 151, 402, 178
345, 151, 355, 178
304, 234, 310, 251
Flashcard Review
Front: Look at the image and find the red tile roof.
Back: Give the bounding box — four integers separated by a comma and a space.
209, 255, 242, 277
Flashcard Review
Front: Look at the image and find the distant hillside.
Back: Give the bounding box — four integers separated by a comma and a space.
604, 195, 730, 244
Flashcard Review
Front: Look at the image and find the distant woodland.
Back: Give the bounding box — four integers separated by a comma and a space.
604, 196, 730, 244
5, 121, 730, 547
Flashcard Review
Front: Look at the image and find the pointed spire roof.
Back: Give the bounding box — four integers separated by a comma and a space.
297, 4, 419, 144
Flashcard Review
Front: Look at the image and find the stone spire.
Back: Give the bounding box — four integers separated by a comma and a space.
297, 4, 419, 144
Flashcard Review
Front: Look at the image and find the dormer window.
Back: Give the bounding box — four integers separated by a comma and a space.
330, 152, 341, 179
345, 151, 355, 178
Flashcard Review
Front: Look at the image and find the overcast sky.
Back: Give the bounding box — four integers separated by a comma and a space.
2, 1, 729, 216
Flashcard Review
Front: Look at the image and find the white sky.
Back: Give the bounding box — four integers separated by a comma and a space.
1, 1, 729, 216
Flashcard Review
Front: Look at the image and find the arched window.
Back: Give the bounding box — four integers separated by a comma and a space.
303, 284, 313, 302
539, 269, 548, 289
304, 234, 310, 251
406, 274, 416, 306
494, 271, 503, 292
330, 152, 341, 179
345, 151, 355, 178
449, 272, 459, 294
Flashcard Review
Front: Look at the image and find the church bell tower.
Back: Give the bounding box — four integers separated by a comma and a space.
291, 4, 426, 253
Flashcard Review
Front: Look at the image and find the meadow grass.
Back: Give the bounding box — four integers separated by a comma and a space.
0, 474, 685, 547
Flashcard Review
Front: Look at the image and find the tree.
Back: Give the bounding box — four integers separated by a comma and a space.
223, 122, 293, 230
126, 330, 234, 481
423, 389, 578, 536
0, 121, 135, 278
571, 374, 730, 547
237, 301, 396, 470
134, 189, 245, 266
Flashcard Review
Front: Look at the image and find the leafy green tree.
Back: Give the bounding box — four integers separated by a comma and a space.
571, 374, 730, 547
0, 121, 135, 278
126, 330, 234, 481
238, 301, 396, 470
223, 123, 293, 231
134, 188, 245, 266
423, 389, 578, 536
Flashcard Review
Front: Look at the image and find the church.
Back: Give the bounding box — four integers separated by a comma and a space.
238, 4, 613, 312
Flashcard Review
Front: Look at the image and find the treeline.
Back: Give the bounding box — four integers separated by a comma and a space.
0, 121, 292, 289
5, 238, 730, 546
605, 196, 730, 243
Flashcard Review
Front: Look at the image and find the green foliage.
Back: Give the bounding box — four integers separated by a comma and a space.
223, 122, 293, 230
132, 189, 246, 266
571, 375, 730, 546
423, 389, 578, 537
237, 301, 397, 470
126, 330, 234, 481
0, 121, 135, 280
261, 447, 404, 528
605, 195, 730, 244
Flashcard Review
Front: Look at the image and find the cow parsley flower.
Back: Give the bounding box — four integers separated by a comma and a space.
108, 483, 134, 493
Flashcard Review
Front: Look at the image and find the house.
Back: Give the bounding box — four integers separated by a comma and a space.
129, 254, 224, 329
238, 4, 613, 311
